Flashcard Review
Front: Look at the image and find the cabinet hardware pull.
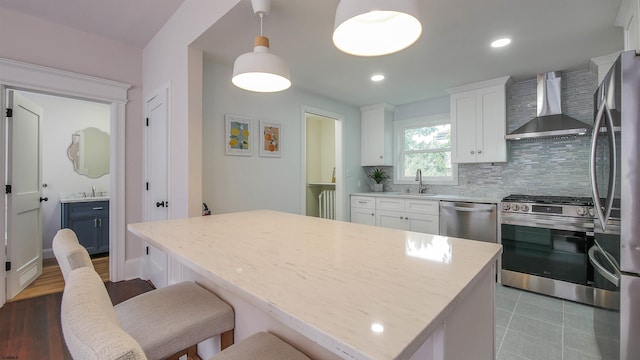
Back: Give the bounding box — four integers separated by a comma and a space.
358, 201, 366, 204
470, 150, 475, 154
94, 219, 97, 227
93, 207, 103, 210
478, 150, 482, 154
98, 218, 102, 227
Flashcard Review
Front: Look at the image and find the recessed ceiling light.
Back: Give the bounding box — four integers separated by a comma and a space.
491, 38, 512, 48
371, 74, 385, 82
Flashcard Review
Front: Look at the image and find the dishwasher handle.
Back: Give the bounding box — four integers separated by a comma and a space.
440, 204, 495, 213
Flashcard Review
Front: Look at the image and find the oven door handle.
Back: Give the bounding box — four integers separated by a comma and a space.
503, 217, 590, 229
588, 244, 620, 287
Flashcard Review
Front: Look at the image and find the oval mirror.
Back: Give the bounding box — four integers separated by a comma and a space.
67, 127, 110, 178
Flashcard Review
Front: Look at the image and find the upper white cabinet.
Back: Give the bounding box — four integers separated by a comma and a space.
617, 0, 640, 53
361, 103, 395, 166
447, 76, 511, 164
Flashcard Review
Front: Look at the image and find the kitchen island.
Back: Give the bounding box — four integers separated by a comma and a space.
128, 210, 502, 359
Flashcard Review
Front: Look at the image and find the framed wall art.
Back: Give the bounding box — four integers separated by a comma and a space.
225, 114, 253, 156
259, 121, 281, 157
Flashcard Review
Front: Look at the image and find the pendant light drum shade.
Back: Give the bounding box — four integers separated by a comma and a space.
232, 36, 291, 92
333, 0, 422, 56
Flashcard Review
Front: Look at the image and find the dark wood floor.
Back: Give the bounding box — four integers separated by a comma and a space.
0, 278, 155, 359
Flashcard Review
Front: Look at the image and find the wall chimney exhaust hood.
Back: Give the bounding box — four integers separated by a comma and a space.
505, 72, 591, 140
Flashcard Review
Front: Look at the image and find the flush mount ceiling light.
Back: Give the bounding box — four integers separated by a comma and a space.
371, 74, 385, 82
490, 37, 512, 48
333, 0, 422, 57
232, 0, 291, 92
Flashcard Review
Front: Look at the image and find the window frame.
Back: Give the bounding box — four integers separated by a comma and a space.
393, 113, 458, 185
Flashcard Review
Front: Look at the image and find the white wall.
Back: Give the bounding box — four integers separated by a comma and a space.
143, 0, 242, 219
20, 92, 110, 258
202, 60, 364, 217
0, 8, 144, 261
395, 96, 450, 121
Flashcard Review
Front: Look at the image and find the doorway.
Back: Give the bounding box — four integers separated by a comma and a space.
0, 58, 129, 307
5, 90, 112, 300
301, 106, 344, 221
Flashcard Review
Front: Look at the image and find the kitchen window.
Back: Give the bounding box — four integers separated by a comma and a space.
393, 114, 458, 185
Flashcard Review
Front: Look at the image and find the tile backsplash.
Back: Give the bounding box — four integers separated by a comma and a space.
385, 68, 597, 199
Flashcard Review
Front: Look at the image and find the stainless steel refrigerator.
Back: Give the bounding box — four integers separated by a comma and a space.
589, 50, 640, 360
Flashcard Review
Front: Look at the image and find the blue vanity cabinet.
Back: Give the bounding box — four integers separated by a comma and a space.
61, 201, 109, 255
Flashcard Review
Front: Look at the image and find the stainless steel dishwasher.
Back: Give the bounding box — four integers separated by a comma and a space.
439, 201, 497, 243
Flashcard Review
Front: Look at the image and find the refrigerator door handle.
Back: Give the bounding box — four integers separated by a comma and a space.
588, 244, 620, 287
590, 103, 606, 230
603, 103, 617, 226
590, 101, 616, 231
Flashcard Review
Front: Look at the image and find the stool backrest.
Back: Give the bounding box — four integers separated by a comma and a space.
61, 267, 147, 360
52, 229, 94, 281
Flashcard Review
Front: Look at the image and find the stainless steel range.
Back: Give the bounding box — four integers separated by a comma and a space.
500, 194, 617, 308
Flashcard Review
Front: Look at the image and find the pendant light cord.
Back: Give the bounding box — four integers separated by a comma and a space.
259, 13, 264, 36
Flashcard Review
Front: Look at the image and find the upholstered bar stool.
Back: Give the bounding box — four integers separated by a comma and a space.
54, 229, 235, 359
114, 281, 234, 360
52, 228, 90, 280
62, 267, 309, 360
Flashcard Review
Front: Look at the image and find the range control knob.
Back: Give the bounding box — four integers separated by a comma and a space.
588, 208, 595, 217
577, 207, 587, 216
520, 204, 529, 212
512, 204, 520, 211
502, 203, 511, 210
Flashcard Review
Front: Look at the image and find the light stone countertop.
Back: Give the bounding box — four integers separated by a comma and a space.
59, 193, 110, 203
351, 192, 504, 204
128, 210, 502, 360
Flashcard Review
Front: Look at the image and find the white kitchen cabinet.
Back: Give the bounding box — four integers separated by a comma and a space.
376, 197, 439, 234
617, 0, 640, 53
448, 76, 511, 164
361, 103, 395, 166
350, 196, 376, 226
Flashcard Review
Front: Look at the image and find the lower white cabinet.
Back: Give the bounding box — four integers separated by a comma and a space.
350, 196, 376, 226
350, 195, 439, 234
377, 210, 439, 233
376, 198, 439, 234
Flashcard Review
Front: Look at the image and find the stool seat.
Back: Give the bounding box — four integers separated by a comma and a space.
211, 332, 311, 360
115, 281, 234, 360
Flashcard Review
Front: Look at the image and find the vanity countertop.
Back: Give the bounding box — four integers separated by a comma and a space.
59, 193, 109, 203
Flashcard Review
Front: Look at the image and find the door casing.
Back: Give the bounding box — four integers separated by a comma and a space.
0, 58, 129, 307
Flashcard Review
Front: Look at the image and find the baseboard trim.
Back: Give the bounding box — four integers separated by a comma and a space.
42, 248, 54, 260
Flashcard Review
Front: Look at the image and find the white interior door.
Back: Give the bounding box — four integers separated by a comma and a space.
6, 90, 43, 299
144, 88, 169, 287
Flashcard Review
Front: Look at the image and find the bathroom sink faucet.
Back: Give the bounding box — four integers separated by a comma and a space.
91, 186, 96, 197
415, 169, 427, 194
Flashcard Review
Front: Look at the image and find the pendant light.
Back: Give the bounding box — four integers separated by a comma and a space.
333, 0, 422, 57
232, 0, 291, 92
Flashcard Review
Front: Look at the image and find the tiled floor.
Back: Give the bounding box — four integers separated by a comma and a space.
495, 285, 619, 360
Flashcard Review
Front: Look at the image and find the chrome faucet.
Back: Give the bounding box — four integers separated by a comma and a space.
91, 186, 96, 197
415, 169, 427, 194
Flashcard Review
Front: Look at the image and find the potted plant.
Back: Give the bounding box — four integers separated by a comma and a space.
368, 168, 389, 192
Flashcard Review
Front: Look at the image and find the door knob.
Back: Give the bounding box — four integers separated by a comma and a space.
156, 201, 166, 208
39, 197, 48, 202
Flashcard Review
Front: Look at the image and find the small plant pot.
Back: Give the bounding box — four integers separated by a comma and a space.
372, 183, 383, 192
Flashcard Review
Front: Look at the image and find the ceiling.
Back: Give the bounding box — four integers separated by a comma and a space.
1, 0, 623, 107
194, 0, 623, 107
0, 0, 185, 48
